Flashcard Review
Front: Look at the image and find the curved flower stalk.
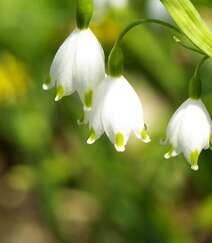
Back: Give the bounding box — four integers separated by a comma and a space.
85, 17, 185, 151
86, 76, 150, 152
163, 98, 211, 171
43, 0, 105, 111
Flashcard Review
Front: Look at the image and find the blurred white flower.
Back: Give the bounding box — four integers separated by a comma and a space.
163, 98, 211, 171
94, 0, 128, 10
86, 75, 150, 152
147, 0, 169, 20
43, 28, 105, 111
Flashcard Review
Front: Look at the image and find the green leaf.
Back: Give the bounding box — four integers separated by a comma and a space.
161, 0, 212, 57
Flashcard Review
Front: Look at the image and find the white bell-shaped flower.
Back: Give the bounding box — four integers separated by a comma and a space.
86, 75, 150, 152
43, 28, 105, 111
163, 98, 211, 171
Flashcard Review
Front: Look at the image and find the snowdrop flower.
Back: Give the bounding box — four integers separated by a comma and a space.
86, 75, 150, 152
43, 28, 105, 110
43, 0, 105, 111
163, 98, 211, 171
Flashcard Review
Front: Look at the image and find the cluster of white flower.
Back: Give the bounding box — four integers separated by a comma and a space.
43, 27, 150, 152
43, 0, 211, 171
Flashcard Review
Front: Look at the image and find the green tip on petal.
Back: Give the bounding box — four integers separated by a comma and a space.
84, 90, 93, 111
42, 76, 51, 90
55, 86, 64, 102
87, 128, 96, 144
164, 145, 177, 159
77, 113, 85, 126
190, 150, 199, 171
140, 129, 151, 143
115, 132, 125, 152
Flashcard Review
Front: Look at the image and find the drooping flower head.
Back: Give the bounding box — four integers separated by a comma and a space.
86, 75, 150, 152
84, 41, 150, 151
163, 98, 211, 171
43, 0, 105, 111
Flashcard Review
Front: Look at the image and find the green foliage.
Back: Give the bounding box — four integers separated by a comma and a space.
161, 0, 212, 57
0, 1, 211, 243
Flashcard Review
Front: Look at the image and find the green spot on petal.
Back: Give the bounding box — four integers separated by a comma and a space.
164, 145, 175, 159
55, 86, 64, 102
84, 90, 93, 110
115, 132, 125, 152
190, 150, 199, 171
140, 129, 151, 143
87, 128, 96, 144
77, 113, 85, 125
42, 76, 52, 90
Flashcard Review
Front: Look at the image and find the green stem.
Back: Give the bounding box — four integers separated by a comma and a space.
108, 18, 182, 76
76, 0, 93, 29
108, 18, 209, 77
194, 56, 209, 77
115, 19, 181, 46
189, 55, 209, 99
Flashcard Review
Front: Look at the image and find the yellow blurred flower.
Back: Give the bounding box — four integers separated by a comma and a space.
91, 19, 120, 46
0, 53, 29, 104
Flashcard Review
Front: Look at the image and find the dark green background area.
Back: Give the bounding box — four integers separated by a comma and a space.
0, 1, 211, 243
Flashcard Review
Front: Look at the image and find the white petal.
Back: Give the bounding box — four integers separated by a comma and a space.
86, 79, 108, 143
178, 99, 211, 163
125, 83, 147, 141
101, 76, 137, 147
49, 29, 79, 95
165, 99, 189, 151
73, 28, 105, 109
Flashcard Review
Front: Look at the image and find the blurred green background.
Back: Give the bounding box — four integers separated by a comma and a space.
0, 0, 212, 243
